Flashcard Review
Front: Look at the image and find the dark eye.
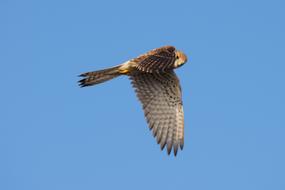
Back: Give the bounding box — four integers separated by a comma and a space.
176, 55, 179, 59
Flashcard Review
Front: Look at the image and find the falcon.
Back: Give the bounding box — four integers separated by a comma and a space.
78, 46, 188, 156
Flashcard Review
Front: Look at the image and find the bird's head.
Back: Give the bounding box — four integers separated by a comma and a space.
174, 50, 188, 68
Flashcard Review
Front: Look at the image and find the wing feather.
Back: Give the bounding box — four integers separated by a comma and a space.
130, 71, 184, 156
134, 46, 177, 73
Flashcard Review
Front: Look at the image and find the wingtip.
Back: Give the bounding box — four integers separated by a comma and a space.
180, 143, 184, 150
167, 146, 172, 155
160, 142, 167, 151
160, 142, 182, 156
173, 144, 178, 156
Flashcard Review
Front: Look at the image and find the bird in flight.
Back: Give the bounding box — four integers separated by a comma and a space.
78, 46, 188, 156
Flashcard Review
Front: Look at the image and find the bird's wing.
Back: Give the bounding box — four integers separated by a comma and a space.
133, 46, 177, 73
129, 70, 184, 156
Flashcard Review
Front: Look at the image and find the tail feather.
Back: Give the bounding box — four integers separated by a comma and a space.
78, 65, 122, 87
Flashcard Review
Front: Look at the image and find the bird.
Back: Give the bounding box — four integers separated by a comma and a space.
78, 45, 188, 156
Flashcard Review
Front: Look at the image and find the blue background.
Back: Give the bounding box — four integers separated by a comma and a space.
1, 0, 284, 189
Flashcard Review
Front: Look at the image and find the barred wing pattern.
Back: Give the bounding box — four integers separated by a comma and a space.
130, 71, 184, 156
134, 46, 177, 73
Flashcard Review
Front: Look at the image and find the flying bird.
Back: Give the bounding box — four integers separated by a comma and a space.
78, 46, 188, 156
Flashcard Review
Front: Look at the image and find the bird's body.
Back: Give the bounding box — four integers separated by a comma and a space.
79, 46, 188, 156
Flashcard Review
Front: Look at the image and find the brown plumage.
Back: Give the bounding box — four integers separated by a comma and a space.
78, 46, 188, 156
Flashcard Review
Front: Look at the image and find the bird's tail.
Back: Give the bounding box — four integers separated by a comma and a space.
78, 65, 124, 87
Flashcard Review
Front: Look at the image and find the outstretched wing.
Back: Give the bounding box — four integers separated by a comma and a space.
129, 70, 184, 156
133, 46, 177, 73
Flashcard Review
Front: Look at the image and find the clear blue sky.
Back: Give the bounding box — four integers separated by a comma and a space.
1, 0, 284, 189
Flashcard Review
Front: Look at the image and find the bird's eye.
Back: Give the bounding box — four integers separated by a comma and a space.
176, 55, 179, 59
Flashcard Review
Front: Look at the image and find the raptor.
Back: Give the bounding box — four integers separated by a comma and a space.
78, 46, 188, 156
